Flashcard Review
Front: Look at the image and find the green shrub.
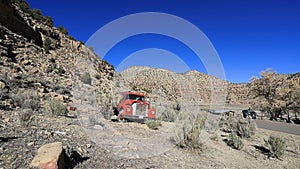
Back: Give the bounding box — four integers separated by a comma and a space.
227, 133, 244, 150
146, 120, 160, 130
80, 72, 92, 85
264, 136, 286, 158
45, 99, 68, 116
13, 89, 40, 111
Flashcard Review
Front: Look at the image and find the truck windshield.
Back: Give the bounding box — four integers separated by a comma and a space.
128, 94, 145, 102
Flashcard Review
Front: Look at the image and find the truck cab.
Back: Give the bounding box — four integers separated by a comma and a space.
113, 91, 156, 122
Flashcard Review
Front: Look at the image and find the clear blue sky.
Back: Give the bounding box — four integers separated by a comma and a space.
26, 0, 300, 83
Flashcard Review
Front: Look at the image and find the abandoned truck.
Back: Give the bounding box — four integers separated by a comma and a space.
112, 91, 156, 123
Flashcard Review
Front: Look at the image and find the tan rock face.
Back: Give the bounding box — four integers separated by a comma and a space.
31, 142, 64, 169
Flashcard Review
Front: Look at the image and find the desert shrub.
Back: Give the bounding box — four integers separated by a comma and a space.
80, 72, 92, 85
227, 133, 244, 150
157, 106, 179, 122
146, 120, 160, 130
264, 135, 286, 158
57, 26, 68, 35
236, 117, 257, 138
43, 16, 54, 27
173, 112, 206, 149
13, 89, 40, 111
219, 114, 256, 138
43, 38, 51, 53
45, 98, 68, 116
18, 109, 33, 127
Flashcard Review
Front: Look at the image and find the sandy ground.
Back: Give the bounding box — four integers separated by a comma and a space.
111, 122, 300, 169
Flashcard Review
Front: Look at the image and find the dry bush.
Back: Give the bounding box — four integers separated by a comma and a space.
264, 135, 286, 158
227, 133, 244, 150
157, 105, 179, 122
45, 98, 68, 116
13, 89, 40, 111
18, 109, 33, 127
173, 112, 206, 149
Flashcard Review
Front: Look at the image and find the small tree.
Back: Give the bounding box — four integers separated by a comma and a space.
31, 9, 43, 20
249, 69, 288, 120
43, 16, 54, 27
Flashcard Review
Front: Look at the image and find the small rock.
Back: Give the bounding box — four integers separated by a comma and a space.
77, 146, 83, 155
3, 118, 9, 123
38, 92, 45, 97
93, 125, 103, 130
55, 95, 65, 102
0, 81, 6, 89
27, 142, 35, 146
54, 131, 66, 135
86, 144, 91, 149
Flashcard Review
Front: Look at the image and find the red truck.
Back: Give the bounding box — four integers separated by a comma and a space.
112, 91, 156, 123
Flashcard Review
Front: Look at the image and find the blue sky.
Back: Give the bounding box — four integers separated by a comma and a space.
26, 0, 300, 83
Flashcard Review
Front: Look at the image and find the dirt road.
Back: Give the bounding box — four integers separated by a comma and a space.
254, 119, 300, 135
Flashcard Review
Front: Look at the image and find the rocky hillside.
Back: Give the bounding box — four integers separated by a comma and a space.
0, 0, 115, 114
117, 66, 249, 107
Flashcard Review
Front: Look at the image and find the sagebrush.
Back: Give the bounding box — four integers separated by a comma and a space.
45, 99, 68, 116
173, 112, 206, 149
146, 120, 160, 130
219, 113, 257, 138
13, 89, 40, 111
227, 133, 244, 150
264, 135, 286, 158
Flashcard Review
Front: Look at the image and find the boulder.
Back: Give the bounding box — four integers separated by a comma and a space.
31, 142, 64, 169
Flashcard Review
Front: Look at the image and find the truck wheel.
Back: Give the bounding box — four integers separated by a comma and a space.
118, 109, 124, 122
